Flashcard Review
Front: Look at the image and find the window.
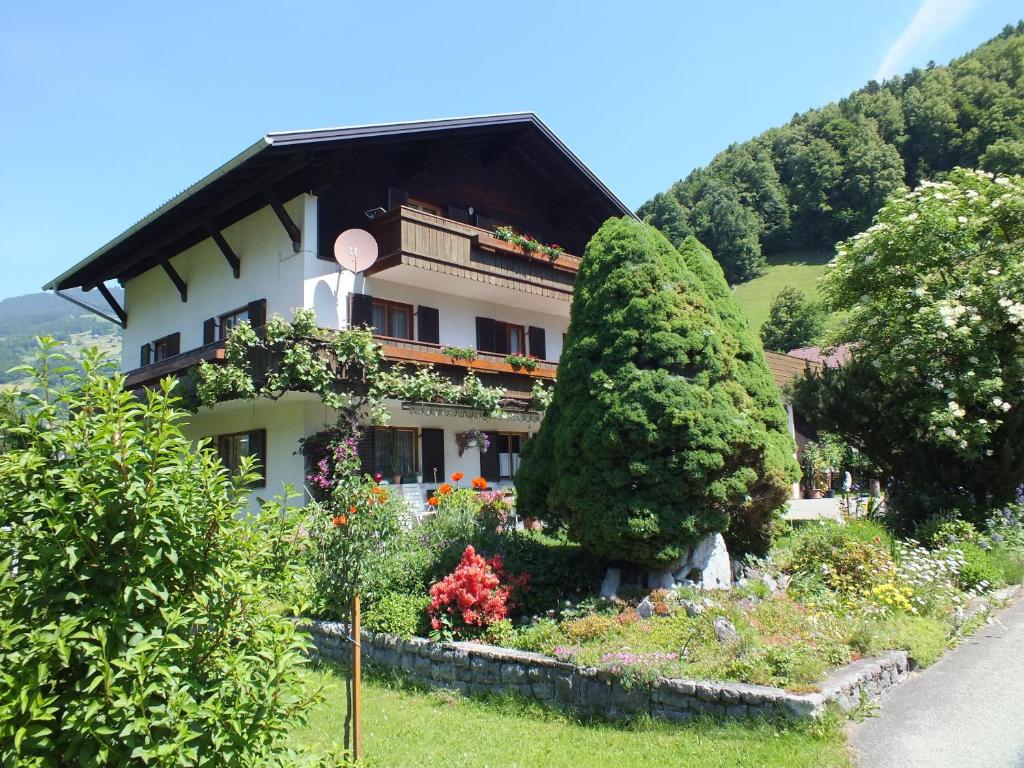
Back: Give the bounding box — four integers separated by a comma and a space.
369, 427, 417, 480
216, 429, 266, 487
405, 198, 443, 216
480, 432, 526, 481
140, 332, 180, 366
475, 318, 525, 355
218, 306, 250, 339
371, 299, 414, 340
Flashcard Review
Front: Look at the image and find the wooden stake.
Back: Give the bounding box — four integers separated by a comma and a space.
352, 594, 363, 761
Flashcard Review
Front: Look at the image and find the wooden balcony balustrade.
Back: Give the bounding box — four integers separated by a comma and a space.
365, 206, 579, 301
375, 335, 557, 380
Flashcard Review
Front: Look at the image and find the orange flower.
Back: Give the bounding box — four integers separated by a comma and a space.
349, 505, 357, 515
451, 472, 464, 482
332, 514, 347, 527
427, 495, 439, 507
438, 483, 453, 495
471, 476, 487, 490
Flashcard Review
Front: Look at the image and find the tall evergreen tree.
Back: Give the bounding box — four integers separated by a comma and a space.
516, 220, 797, 566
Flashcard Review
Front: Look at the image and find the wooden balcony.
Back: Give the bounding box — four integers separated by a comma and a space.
375, 335, 557, 380
365, 207, 578, 302
123, 341, 225, 389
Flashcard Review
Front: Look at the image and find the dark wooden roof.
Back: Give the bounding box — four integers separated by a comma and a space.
763, 349, 821, 391
46, 114, 634, 292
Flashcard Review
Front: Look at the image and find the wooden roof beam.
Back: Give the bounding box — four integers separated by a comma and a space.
83, 154, 310, 289
205, 223, 241, 278
159, 257, 188, 302
96, 283, 127, 326
263, 186, 301, 252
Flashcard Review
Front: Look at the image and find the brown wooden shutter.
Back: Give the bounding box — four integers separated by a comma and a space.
494, 325, 510, 355
166, 332, 180, 357
247, 299, 267, 329
475, 213, 498, 231
417, 306, 439, 344
203, 318, 216, 344
350, 293, 374, 329
249, 429, 267, 487
421, 428, 445, 484
528, 326, 546, 360
356, 429, 376, 478
479, 432, 500, 482
387, 187, 409, 211
475, 317, 496, 352
140, 343, 152, 367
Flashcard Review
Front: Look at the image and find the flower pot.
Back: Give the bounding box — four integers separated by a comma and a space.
807, 488, 823, 499
392, 474, 402, 485
415, 474, 423, 484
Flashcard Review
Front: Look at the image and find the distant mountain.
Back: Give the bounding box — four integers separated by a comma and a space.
0, 288, 123, 386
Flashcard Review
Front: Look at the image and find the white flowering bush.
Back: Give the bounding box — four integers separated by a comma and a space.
795, 168, 1024, 524
892, 540, 967, 615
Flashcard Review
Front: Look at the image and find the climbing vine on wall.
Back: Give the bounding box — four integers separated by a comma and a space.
195, 308, 549, 428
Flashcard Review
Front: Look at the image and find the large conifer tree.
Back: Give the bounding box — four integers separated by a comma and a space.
516, 219, 797, 566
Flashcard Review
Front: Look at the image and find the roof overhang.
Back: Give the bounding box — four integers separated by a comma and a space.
45, 113, 634, 293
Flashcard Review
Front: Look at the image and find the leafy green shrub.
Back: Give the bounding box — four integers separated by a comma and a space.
512, 619, 565, 654
848, 615, 949, 666
982, 546, 1024, 586
955, 542, 1005, 590
786, 522, 893, 597
561, 614, 618, 643
482, 618, 519, 647
516, 219, 797, 566
760, 286, 824, 352
364, 593, 430, 638
0, 344, 312, 766
918, 516, 978, 548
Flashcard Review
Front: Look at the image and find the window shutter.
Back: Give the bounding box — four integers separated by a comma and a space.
357, 429, 376, 478
528, 326, 546, 360
387, 187, 409, 211
494, 325, 510, 355
350, 293, 374, 329
421, 428, 445, 485
417, 306, 440, 344
249, 429, 267, 486
475, 317, 496, 353
140, 343, 152, 367
203, 317, 216, 344
479, 432, 500, 483
475, 213, 498, 231
247, 299, 267, 329
166, 333, 180, 357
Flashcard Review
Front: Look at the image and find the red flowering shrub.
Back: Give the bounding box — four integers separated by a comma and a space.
428, 545, 510, 639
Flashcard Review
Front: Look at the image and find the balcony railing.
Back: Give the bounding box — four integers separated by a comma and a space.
365, 207, 578, 299
374, 335, 557, 379
123, 341, 225, 389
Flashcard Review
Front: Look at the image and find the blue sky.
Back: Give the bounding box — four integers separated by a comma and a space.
0, 0, 1019, 301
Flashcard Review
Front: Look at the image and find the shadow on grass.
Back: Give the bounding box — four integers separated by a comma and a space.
764, 249, 834, 268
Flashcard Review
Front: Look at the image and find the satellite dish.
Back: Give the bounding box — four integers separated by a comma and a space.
333, 229, 379, 273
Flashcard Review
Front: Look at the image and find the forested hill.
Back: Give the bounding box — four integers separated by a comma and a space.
0, 289, 123, 387
639, 21, 1024, 284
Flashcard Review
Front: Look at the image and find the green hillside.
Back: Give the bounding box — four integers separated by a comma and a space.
0, 289, 122, 389
640, 21, 1024, 284
732, 249, 831, 331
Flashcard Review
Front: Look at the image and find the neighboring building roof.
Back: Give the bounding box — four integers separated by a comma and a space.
45, 113, 635, 292
786, 343, 853, 368
763, 349, 821, 392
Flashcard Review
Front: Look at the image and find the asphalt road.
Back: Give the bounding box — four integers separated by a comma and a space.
850, 595, 1024, 768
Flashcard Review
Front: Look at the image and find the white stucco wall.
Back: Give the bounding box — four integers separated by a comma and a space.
121, 195, 310, 368
182, 394, 315, 515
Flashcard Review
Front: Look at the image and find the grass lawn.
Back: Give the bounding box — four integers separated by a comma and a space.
732, 249, 833, 331
293, 662, 851, 768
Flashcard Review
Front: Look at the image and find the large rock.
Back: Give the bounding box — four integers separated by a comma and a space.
672, 533, 732, 590
713, 617, 739, 645
600, 567, 621, 598
636, 597, 655, 619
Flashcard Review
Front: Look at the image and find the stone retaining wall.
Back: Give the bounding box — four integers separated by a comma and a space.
301, 620, 911, 722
